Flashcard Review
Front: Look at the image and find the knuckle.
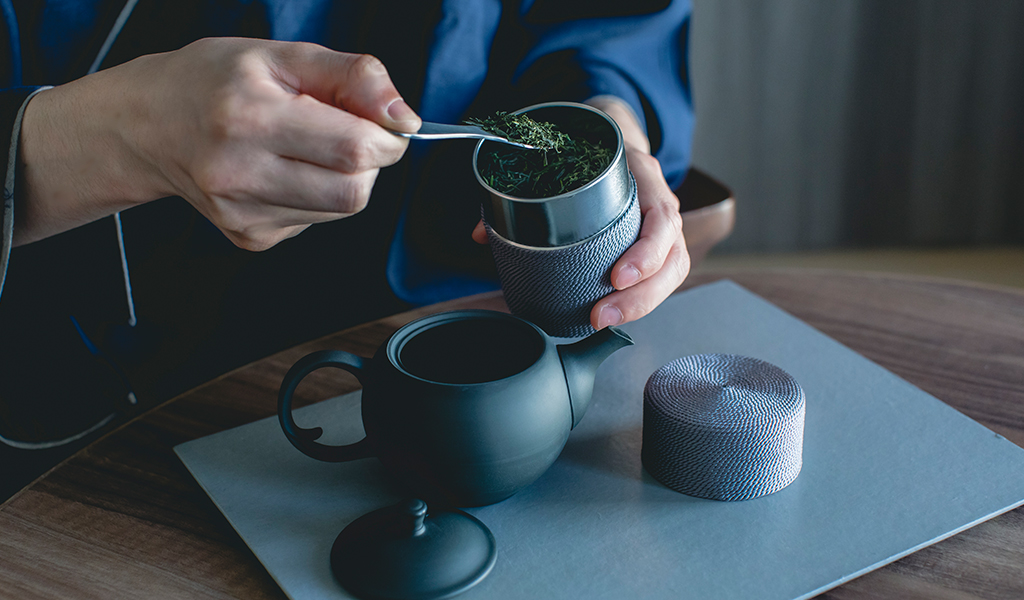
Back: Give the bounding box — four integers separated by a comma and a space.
347, 175, 375, 212
231, 232, 278, 253
663, 182, 682, 211
184, 37, 230, 62
219, 217, 287, 252
191, 153, 263, 202
290, 92, 321, 113
378, 136, 408, 165
625, 242, 654, 276
233, 44, 270, 73
206, 202, 247, 237
350, 53, 387, 79
663, 201, 683, 231
192, 162, 237, 198
647, 196, 681, 231
204, 96, 236, 143
279, 41, 319, 62
668, 243, 691, 282
335, 134, 378, 173
228, 233, 261, 252
281, 224, 310, 242
206, 93, 274, 144
624, 296, 656, 323
639, 252, 662, 277
331, 173, 376, 214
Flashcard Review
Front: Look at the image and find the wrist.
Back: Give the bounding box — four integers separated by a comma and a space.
15, 62, 171, 245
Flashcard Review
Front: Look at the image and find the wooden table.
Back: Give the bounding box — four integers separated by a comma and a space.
2, 270, 1023, 600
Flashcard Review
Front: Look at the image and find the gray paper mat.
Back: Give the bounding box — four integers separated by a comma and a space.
176, 280, 1024, 600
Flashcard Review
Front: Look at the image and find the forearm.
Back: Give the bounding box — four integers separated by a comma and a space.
15, 57, 171, 247
12, 38, 417, 252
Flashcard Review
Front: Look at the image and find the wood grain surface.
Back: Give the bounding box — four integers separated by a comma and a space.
1, 270, 1022, 600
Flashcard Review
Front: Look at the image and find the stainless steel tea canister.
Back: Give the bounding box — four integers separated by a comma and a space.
473, 102, 640, 338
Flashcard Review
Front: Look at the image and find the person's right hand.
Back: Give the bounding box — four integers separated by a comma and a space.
17, 38, 421, 250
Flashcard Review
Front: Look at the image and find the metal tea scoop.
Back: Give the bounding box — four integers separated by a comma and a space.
389, 121, 537, 149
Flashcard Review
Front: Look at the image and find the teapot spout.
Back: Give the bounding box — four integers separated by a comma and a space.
557, 326, 634, 429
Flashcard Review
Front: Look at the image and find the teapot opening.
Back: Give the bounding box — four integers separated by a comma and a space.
396, 316, 544, 384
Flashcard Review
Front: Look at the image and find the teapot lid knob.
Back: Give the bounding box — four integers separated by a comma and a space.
331, 499, 497, 599
403, 498, 428, 536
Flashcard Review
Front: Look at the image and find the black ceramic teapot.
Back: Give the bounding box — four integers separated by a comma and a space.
278, 309, 633, 507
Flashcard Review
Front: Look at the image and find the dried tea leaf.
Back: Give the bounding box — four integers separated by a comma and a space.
468, 111, 613, 198
466, 112, 570, 151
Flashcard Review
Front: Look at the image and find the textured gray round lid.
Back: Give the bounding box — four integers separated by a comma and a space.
642, 354, 806, 501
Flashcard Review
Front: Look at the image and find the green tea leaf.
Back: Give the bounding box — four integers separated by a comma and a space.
468, 111, 613, 198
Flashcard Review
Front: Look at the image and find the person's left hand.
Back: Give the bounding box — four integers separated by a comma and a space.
588, 145, 690, 329
471, 96, 690, 330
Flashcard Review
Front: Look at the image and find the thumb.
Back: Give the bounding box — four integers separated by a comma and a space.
277, 44, 421, 133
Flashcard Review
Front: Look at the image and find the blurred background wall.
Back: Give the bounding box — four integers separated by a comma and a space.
688, 0, 1024, 254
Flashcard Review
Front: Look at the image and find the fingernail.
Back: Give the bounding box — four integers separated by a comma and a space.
387, 98, 419, 127
597, 305, 623, 329
616, 265, 641, 289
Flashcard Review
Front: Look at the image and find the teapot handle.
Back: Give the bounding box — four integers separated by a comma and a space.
278, 350, 375, 462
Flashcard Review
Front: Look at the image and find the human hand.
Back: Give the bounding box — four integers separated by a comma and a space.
18, 38, 420, 249
590, 146, 690, 328
470, 97, 689, 330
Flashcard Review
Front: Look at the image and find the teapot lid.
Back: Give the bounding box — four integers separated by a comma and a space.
330, 499, 497, 600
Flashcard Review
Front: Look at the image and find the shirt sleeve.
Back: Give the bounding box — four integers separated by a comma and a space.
501, 0, 695, 188
1, 86, 49, 301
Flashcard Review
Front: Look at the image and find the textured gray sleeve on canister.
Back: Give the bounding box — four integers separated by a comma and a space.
642, 354, 806, 501
483, 187, 640, 339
